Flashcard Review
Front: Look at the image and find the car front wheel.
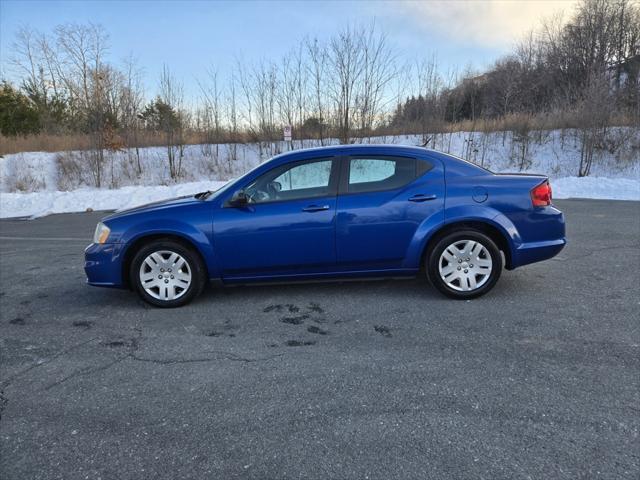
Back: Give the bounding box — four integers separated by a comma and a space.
130, 239, 206, 307
427, 230, 502, 299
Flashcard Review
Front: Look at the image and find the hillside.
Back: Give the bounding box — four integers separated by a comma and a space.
1, 128, 638, 218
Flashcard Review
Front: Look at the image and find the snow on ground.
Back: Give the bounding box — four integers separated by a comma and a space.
0, 181, 228, 219
551, 176, 640, 200
0, 128, 638, 218
2, 175, 637, 220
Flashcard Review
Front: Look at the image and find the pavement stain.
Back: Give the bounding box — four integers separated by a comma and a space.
265, 303, 328, 327
101, 337, 138, 349
205, 330, 236, 338
280, 314, 309, 325
204, 320, 239, 338
307, 302, 324, 314
263, 304, 300, 313
9, 317, 26, 325
285, 340, 316, 347
307, 325, 328, 335
72, 320, 93, 329
374, 325, 392, 338
0, 389, 8, 421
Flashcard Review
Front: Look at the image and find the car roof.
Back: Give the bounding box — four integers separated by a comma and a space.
276, 143, 433, 159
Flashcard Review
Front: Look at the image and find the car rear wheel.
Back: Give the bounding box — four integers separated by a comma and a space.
130, 239, 206, 307
427, 230, 502, 299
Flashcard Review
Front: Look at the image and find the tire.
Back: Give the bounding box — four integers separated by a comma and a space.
426, 230, 502, 300
130, 239, 206, 308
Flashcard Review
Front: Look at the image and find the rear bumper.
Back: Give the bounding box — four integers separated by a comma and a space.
84, 243, 125, 288
511, 205, 566, 268
512, 237, 566, 268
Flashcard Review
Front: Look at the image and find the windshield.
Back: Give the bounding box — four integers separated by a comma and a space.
205, 160, 271, 199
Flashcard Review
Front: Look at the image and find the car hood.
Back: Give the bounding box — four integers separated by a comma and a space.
102, 194, 202, 221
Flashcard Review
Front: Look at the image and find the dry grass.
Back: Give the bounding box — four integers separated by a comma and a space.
1, 134, 94, 155
380, 113, 638, 138
0, 130, 251, 155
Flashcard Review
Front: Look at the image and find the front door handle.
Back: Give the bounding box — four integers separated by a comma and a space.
302, 205, 330, 212
408, 194, 437, 202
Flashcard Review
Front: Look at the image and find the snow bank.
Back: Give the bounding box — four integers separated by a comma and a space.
0, 181, 227, 219
551, 176, 640, 200
0, 176, 637, 220
1, 128, 638, 218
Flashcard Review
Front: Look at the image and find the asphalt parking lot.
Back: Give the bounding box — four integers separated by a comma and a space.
1, 199, 639, 479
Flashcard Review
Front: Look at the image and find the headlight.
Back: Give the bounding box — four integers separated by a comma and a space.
93, 222, 111, 244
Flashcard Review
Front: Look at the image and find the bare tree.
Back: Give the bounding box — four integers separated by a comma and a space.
414, 55, 444, 144
575, 72, 615, 176
54, 23, 109, 114
198, 66, 223, 161
225, 73, 239, 169
327, 25, 365, 144
120, 55, 145, 175
10, 26, 66, 133
306, 37, 328, 145
277, 51, 297, 148
52, 23, 111, 186
354, 24, 397, 141
158, 65, 185, 179
291, 44, 308, 148
238, 60, 278, 156
11, 26, 44, 101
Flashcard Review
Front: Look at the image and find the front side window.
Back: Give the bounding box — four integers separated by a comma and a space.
346, 156, 418, 193
244, 158, 334, 204
274, 161, 332, 191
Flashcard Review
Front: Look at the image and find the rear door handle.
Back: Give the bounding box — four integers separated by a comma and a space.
302, 205, 330, 212
408, 194, 437, 202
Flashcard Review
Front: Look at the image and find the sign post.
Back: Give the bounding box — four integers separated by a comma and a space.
283, 125, 292, 148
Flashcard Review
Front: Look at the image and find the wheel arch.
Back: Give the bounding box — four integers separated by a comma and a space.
420, 220, 515, 271
120, 233, 209, 289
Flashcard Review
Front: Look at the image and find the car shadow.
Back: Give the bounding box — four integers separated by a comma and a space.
74, 270, 526, 311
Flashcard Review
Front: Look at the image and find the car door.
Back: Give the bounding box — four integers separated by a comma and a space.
336, 154, 444, 270
214, 157, 339, 279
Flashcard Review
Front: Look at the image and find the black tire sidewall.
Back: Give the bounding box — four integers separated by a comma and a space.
130, 240, 205, 307
427, 230, 502, 299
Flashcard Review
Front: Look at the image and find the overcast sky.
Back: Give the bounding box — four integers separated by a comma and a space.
0, 0, 578, 100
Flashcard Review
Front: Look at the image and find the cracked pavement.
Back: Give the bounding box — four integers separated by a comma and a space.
1, 199, 639, 479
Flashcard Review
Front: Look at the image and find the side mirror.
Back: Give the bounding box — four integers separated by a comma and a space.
229, 190, 248, 207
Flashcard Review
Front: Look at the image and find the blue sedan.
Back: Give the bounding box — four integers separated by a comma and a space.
85, 145, 566, 307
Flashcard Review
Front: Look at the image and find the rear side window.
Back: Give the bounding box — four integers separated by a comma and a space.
346, 156, 425, 194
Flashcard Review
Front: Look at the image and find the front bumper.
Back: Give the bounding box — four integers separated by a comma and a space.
84, 242, 125, 288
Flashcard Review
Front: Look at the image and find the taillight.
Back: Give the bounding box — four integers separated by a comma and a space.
531, 180, 552, 207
